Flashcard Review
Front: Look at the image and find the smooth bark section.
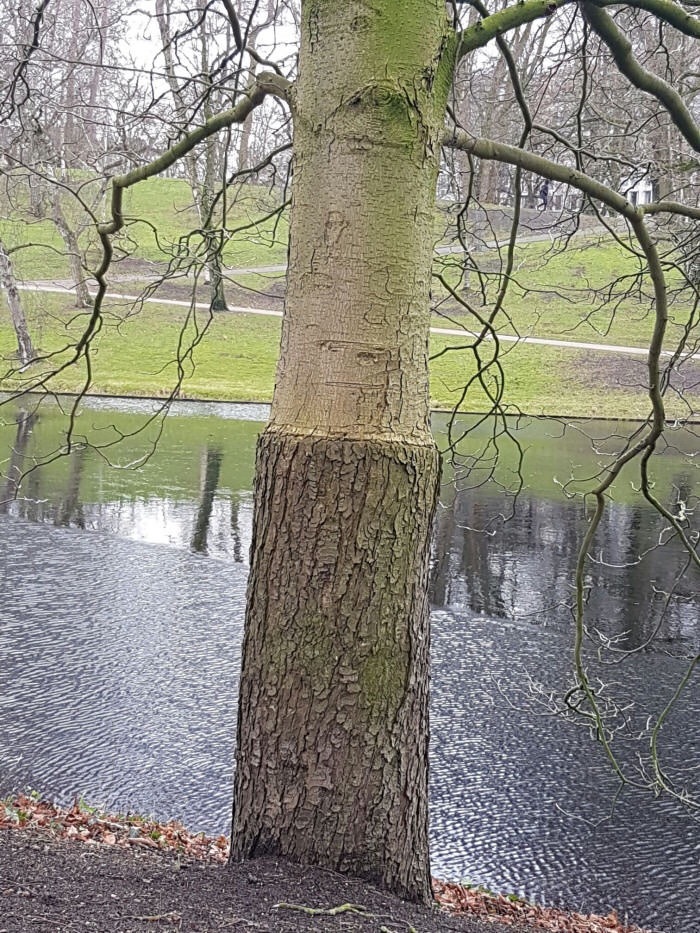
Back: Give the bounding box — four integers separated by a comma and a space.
231, 430, 440, 902
271, 0, 456, 439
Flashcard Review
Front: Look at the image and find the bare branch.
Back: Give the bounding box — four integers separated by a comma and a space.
0, 0, 53, 120
443, 128, 637, 216
590, 0, 700, 38
443, 128, 700, 221
457, 0, 572, 60
220, 0, 244, 51
582, 1, 700, 152
98, 72, 291, 239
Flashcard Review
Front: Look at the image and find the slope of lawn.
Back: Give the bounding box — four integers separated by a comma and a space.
0, 175, 288, 281
433, 235, 696, 352
2, 289, 698, 421
2, 175, 698, 420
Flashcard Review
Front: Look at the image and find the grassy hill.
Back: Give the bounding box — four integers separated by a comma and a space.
1, 175, 698, 420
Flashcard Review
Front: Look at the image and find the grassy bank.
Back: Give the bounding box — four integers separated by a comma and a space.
2, 288, 697, 421
1, 173, 698, 420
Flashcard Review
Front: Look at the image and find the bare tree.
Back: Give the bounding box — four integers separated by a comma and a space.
0, 0, 135, 305
0, 237, 35, 364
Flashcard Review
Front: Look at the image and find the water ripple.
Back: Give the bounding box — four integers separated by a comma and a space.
1, 519, 697, 933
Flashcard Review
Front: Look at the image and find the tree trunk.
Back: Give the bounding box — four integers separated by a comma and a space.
205, 240, 228, 312
237, 45, 257, 173
51, 196, 91, 308
199, 187, 228, 311
199, 6, 228, 313
231, 0, 456, 903
0, 238, 35, 366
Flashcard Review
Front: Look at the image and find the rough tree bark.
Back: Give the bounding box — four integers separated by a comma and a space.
231, 0, 455, 902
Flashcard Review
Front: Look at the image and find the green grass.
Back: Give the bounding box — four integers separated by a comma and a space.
0, 218, 73, 280
0, 175, 288, 281
432, 236, 696, 351
3, 289, 696, 421
429, 332, 659, 419
2, 175, 698, 420
2, 172, 696, 355
118, 176, 288, 267
0, 291, 280, 401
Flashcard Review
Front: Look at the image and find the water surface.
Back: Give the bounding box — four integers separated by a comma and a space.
0, 398, 697, 932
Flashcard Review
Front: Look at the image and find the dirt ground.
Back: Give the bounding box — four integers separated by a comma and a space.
0, 829, 536, 933
0, 794, 658, 933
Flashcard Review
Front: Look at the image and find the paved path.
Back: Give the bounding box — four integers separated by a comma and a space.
19, 281, 694, 361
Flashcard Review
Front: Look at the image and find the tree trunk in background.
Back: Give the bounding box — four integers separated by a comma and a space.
237, 48, 256, 173
199, 3, 228, 313
231, 0, 456, 902
0, 238, 35, 366
51, 196, 91, 307
155, 0, 228, 312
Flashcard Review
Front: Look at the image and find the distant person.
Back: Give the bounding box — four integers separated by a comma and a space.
538, 181, 549, 211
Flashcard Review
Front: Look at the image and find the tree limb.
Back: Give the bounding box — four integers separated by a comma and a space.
442, 128, 700, 220
219, 0, 244, 51
77, 71, 291, 377
98, 72, 291, 239
444, 124, 699, 804
582, 1, 700, 152
589, 0, 700, 38
443, 129, 636, 215
457, 0, 572, 59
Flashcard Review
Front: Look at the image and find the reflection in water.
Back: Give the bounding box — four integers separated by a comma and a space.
0, 410, 37, 512
432, 488, 698, 648
230, 494, 244, 563
56, 446, 87, 529
0, 400, 698, 932
191, 447, 223, 554
430, 610, 698, 931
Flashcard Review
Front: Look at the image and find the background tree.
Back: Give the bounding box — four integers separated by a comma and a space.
0, 237, 35, 364
0, 0, 133, 306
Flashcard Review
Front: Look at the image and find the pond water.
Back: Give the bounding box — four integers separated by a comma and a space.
0, 397, 698, 933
